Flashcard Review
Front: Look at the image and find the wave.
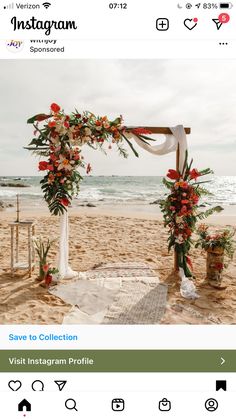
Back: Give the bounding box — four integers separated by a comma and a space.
0, 176, 236, 207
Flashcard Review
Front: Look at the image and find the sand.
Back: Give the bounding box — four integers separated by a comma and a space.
0, 209, 236, 325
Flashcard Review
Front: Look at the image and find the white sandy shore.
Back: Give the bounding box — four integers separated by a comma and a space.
0, 208, 235, 325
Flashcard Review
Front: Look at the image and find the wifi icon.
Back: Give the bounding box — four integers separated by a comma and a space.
42, 2, 51, 8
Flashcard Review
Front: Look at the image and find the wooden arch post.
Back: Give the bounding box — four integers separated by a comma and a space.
127, 126, 191, 272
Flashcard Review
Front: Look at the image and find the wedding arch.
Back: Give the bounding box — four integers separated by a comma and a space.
25, 103, 220, 297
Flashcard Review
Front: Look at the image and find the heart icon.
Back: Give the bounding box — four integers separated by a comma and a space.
8, 380, 22, 391
184, 18, 198, 30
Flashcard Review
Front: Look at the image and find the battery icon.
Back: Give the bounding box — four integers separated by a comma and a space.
219, 2, 233, 8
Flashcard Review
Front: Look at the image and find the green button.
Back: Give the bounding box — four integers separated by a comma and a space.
0, 350, 235, 372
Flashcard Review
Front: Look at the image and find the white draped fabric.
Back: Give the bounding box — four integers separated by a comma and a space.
57, 211, 78, 280
56, 124, 198, 298
126, 124, 187, 171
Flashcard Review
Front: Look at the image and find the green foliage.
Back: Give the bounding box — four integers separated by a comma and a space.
197, 205, 223, 220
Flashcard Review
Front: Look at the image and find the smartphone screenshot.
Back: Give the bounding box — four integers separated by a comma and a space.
0, 0, 236, 417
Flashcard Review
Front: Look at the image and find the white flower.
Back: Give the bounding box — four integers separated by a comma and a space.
175, 235, 184, 244
84, 127, 91, 136
50, 136, 60, 145
57, 155, 73, 171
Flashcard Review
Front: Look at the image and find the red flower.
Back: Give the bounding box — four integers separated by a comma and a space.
179, 205, 188, 215
38, 161, 48, 171
86, 163, 92, 174
50, 153, 57, 162
215, 263, 224, 272
186, 256, 193, 270
48, 121, 56, 128
185, 228, 192, 237
181, 199, 189, 204
192, 195, 199, 204
45, 274, 52, 286
43, 264, 49, 273
50, 103, 61, 113
64, 121, 70, 128
189, 168, 200, 180
60, 198, 70, 207
132, 127, 153, 135
47, 164, 54, 171
50, 130, 58, 139
167, 169, 180, 180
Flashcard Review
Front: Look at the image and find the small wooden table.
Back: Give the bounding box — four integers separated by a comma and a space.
9, 221, 36, 277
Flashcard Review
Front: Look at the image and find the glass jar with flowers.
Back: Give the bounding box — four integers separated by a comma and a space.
195, 225, 235, 287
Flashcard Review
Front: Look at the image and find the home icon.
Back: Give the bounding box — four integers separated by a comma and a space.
18, 399, 31, 412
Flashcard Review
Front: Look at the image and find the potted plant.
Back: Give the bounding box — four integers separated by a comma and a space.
41, 264, 59, 288
195, 224, 235, 287
33, 237, 56, 280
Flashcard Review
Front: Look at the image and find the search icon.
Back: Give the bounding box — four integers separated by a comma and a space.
65, 398, 78, 412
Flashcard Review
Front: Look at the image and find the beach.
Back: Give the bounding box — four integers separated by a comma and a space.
0, 207, 235, 325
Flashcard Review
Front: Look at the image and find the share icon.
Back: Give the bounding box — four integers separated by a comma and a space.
54, 380, 67, 391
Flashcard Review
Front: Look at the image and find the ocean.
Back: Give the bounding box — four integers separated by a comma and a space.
0, 176, 236, 214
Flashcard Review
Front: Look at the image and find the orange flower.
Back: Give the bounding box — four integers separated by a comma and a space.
48, 121, 56, 128
48, 173, 55, 184
178, 181, 189, 189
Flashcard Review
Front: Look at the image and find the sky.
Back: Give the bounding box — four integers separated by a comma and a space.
0, 59, 236, 176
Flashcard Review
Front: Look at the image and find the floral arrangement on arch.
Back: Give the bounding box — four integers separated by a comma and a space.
26, 103, 152, 215
160, 154, 223, 278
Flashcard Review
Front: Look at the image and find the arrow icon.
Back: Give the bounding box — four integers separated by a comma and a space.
54, 380, 67, 391
220, 357, 225, 366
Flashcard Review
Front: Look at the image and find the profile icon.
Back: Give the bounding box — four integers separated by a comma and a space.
31, 380, 44, 391
205, 398, 218, 412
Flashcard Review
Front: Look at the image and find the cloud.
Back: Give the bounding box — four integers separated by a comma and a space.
0, 59, 236, 175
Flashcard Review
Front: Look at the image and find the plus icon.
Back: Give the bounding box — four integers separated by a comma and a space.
156, 18, 169, 31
